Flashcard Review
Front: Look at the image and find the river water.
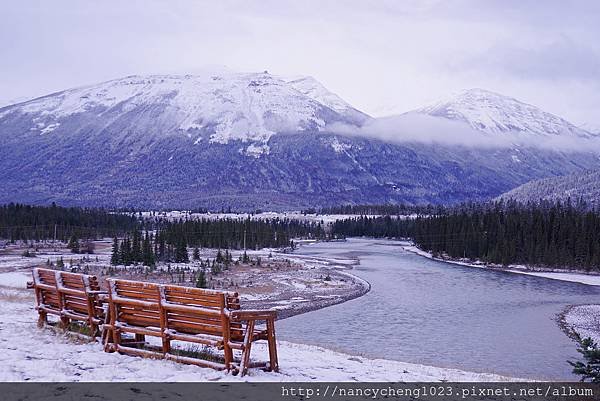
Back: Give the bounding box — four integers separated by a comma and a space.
277, 238, 600, 379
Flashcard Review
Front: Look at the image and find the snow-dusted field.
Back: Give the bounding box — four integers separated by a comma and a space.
0, 271, 518, 382
401, 242, 600, 286
563, 305, 600, 344
140, 211, 415, 226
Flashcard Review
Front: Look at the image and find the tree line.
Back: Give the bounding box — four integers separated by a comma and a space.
332, 200, 600, 271
317, 204, 442, 216
0, 203, 139, 242
110, 217, 328, 266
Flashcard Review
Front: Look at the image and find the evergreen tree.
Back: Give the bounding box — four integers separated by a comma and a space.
142, 231, 155, 267
120, 237, 132, 266
67, 234, 80, 254
175, 237, 189, 263
110, 236, 120, 265
195, 269, 207, 288
132, 230, 141, 263
569, 335, 600, 383
193, 247, 200, 260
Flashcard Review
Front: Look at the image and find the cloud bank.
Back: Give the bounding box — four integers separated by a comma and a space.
328, 114, 600, 152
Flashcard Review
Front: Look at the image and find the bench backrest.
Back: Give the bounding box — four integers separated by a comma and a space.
32, 268, 60, 310
32, 268, 104, 320
161, 285, 242, 338
108, 279, 161, 329
107, 279, 243, 340
56, 271, 100, 316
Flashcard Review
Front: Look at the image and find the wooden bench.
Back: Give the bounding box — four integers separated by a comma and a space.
104, 278, 278, 376
31, 267, 106, 337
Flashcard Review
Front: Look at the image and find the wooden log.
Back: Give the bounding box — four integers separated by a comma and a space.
164, 353, 227, 370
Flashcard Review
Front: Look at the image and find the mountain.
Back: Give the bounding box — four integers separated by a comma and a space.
0, 76, 599, 210
498, 169, 600, 205
0, 72, 368, 157
414, 88, 594, 138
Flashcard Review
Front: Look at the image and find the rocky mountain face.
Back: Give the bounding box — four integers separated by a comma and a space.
0, 74, 599, 210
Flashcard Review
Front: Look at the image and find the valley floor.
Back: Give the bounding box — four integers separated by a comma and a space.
0, 270, 517, 382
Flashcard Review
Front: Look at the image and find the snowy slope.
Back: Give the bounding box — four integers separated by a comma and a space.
414, 88, 594, 138
580, 123, 600, 136
283, 76, 369, 124
0, 72, 365, 145
0, 272, 518, 382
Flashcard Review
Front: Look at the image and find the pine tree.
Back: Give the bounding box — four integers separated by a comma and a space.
569, 335, 600, 383
110, 236, 120, 265
121, 237, 132, 266
193, 247, 200, 260
132, 230, 141, 263
175, 237, 189, 263
142, 231, 155, 267
67, 234, 80, 254
195, 269, 207, 288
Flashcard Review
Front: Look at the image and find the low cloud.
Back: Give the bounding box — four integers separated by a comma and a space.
327, 113, 600, 152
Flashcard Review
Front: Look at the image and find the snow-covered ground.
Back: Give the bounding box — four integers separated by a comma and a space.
0, 271, 518, 382
401, 242, 600, 286
139, 211, 416, 226
563, 305, 600, 344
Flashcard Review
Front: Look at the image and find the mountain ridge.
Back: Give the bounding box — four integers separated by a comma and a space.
1, 73, 599, 210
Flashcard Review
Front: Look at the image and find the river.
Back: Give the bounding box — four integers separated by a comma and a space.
277, 238, 600, 380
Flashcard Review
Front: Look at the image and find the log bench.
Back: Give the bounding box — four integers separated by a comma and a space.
31, 267, 106, 337
104, 278, 278, 376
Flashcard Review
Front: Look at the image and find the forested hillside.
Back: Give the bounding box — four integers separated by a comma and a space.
499, 169, 600, 205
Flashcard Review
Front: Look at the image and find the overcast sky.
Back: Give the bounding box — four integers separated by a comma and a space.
1, 1, 599, 126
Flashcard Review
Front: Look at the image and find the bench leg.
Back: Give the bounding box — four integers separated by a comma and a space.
266, 317, 279, 372
88, 318, 98, 338
37, 311, 47, 328
135, 333, 146, 343
239, 320, 255, 377
101, 311, 113, 350
162, 332, 171, 354
59, 315, 70, 330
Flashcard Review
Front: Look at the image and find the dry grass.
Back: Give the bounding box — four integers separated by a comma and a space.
0, 286, 32, 302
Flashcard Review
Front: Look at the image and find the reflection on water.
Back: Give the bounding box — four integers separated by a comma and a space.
277, 238, 600, 379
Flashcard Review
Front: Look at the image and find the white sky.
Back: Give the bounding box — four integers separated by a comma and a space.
1, 0, 599, 126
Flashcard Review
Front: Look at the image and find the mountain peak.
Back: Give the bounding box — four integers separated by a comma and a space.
414, 88, 593, 138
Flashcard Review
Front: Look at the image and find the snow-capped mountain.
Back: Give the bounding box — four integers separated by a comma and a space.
0, 72, 368, 155
414, 88, 594, 138
1, 76, 600, 210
